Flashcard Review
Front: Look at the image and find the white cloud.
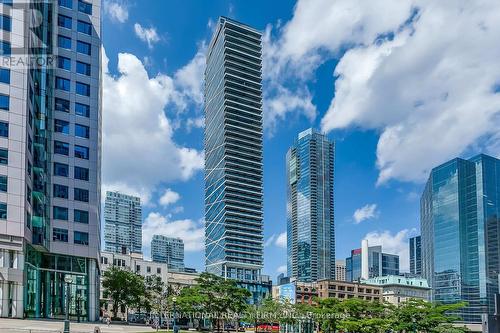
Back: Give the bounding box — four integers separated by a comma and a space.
264, 234, 276, 247
364, 229, 417, 272
353, 204, 379, 224
104, 0, 128, 23
134, 23, 161, 49
277, 265, 287, 274
142, 212, 204, 256
275, 232, 287, 248
159, 188, 181, 207
186, 117, 205, 132
102, 49, 204, 203
174, 45, 206, 106
265, 0, 500, 184
264, 86, 317, 135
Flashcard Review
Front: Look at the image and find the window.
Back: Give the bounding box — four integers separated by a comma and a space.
58, 35, 72, 50
55, 98, 70, 112
56, 77, 70, 91
0, 202, 6, 219
76, 61, 91, 76
58, 56, 71, 71
54, 162, 69, 177
58, 0, 72, 9
76, 82, 90, 96
0, 41, 10, 55
0, 15, 11, 32
74, 166, 89, 180
78, 1, 92, 14
74, 188, 89, 202
74, 231, 89, 245
147, 266, 151, 273
0, 175, 6, 192
0, 149, 7, 164
157, 267, 161, 274
136, 265, 140, 272
54, 119, 70, 134
0, 0, 13, 6
0, 121, 8, 137
74, 209, 89, 224
0, 94, 9, 110
75, 124, 89, 138
53, 184, 69, 199
28, 134, 32, 153
53, 206, 68, 220
54, 141, 69, 156
0, 68, 10, 84
76, 41, 91, 55
58, 15, 72, 29
75, 103, 90, 117
74, 145, 89, 159
77, 20, 92, 35
53, 228, 69, 242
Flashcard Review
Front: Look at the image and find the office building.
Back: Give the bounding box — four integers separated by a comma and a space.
277, 280, 382, 305
0, 0, 102, 320
421, 154, 500, 323
362, 275, 430, 306
276, 273, 290, 286
409, 235, 422, 276
335, 259, 346, 281
204, 17, 269, 303
104, 191, 142, 254
287, 128, 335, 282
346, 240, 399, 282
151, 235, 184, 271
100, 251, 169, 319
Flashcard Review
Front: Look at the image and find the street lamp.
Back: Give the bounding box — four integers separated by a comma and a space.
412, 317, 417, 333
64, 275, 73, 333
172, 296, 178, 333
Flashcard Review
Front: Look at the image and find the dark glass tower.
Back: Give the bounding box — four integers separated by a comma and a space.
204, 17, 267, 302
286, 129, 335, 282
421, 154, 500, 323
409, 235, 422, 275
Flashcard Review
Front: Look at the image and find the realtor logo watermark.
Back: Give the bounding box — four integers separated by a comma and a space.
1, 0, 56, 69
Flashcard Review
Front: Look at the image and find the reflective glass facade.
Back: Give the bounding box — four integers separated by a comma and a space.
0, 0, 101, 320
204, 17, 265, 301
421, 154, 500, 323
151, 235, 184, 271
346, 246, 399, 281
287, 129, 335, 282
409, 235, 422, 275
104, 191, 142, 254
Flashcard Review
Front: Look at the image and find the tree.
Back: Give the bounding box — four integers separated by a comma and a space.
392, 299, 469, 333
102, 267, 145, 319
192, 272, 251, 332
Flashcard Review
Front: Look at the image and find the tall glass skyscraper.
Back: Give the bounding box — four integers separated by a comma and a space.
204, 17, 269, 303
421, 154, 500, 323
345, 243, 399, 282
0, 0, 101, 320
104, 191, 142, 254
286, 128, 335, 282
409, 235, 422, 276
151, 235, 184, 271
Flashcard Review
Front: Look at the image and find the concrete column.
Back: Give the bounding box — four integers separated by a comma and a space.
0, 249, 4, 267
0, 282, 4, 317
12, 283, 23, 318
361, 239, 369, 280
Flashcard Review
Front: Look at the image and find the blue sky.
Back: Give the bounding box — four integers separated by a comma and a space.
100, 0, 500, 279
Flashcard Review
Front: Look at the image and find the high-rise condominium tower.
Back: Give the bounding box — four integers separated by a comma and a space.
204, 17, 269, 303
0, 0, 101, 320
345, 240, 399, 282
104, 191, 142, 254
287, 128, 335, 282
409, 235, 422, 276
421, 154, 500, 323
151, 235, 184, 271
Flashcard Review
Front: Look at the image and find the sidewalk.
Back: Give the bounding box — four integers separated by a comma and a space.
0, 318, 156, 333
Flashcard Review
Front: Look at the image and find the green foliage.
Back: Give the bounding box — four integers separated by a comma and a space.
102, 267, 146, 318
